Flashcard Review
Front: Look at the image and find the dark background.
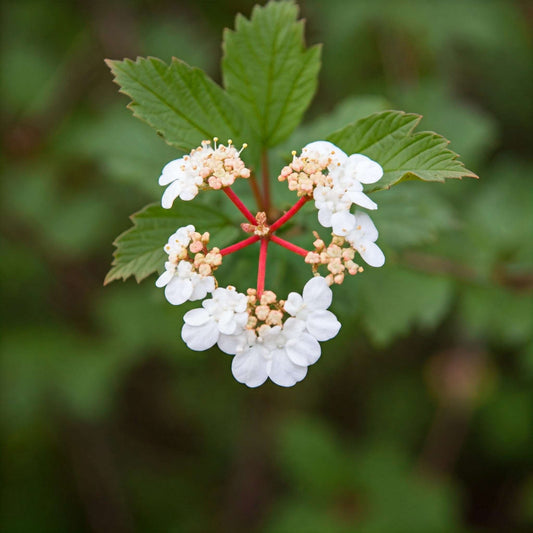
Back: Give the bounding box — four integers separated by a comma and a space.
1, 0, 532, 531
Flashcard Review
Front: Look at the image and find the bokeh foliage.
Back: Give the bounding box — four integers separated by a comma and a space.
1, 0, 532, 531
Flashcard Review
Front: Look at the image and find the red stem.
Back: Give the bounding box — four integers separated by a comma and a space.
248, 174, 265, 212
269, 196, 310, 233
270, 235, 309, 257
223, 187, 257, 225
257, 238, 269, 298
220, 235, 260, 256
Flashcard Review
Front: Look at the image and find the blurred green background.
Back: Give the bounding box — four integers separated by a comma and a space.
1, 0, 532, 531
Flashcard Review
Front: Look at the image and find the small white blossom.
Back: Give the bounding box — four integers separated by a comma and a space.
156, 224, 216, 305
156, 260, 215, 305
284, 276, 341, 341
301, 140, 348, 170
345, 211, 385, 267
159, 143, 213, 208
303, 141, 383, 234
230, 319, 321, 388
181, 287, 248, 351
164, 224, 195, 258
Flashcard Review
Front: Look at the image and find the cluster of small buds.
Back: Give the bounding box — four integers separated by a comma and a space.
198, 138, 251, 190
305, 231, 363, 285
241, 212, 270, 236
245, 288, 286, 329
159, 138, 251, 208
278, 150, 333, 197
156, 225, 222, 306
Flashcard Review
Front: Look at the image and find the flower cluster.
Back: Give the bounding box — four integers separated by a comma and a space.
159, 139, 250, 208
182, 277, 340, 387
153, 138, 385, 387
156, 225, 222, 305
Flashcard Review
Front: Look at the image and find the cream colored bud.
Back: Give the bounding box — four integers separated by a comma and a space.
255, 305, 270, 321
266, 310, 283, 326
189, 241, 203, 253
260, 291, 277, 305
198, 263, 212, 276
305, 252, 320, 264
334, 273, 345, 284
327, 244, 342, 258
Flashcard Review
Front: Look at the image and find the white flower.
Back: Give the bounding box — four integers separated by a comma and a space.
301, 140, 348, 170
230, 319, 321, 388
159, 143, 213, 208
164, 224, 195, 258
345, 211, 385, 267
181, 287, 248, 351
284, 276, 341, 341
156, 260, 215, 305
305, 141, 383, 234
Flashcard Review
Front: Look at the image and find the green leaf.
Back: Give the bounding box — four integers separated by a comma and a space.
105, 203, 233, 285
105, 57, 250, 153
222, 0, 321, 147
328, 110, 478, 192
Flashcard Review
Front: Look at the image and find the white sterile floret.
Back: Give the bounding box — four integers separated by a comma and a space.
301, 140, 348, 170
164, 224, 195, 257
305, 141, 383, 234
181, 287, 248, 351
159, 142, 213, 208
345, 211, 385, 267
284, 276, 341, 341
156, 260, 215, 305
230, 318, 321, 388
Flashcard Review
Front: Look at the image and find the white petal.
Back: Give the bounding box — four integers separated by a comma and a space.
268, 349, 307, 387
302, 277, 332, 310
347, 190, 378, 210
358, 241, 385, 267
346, 154, 383, 184
306, 310, 341, 341
218, 331, 247, 355
159, 159, 186, 185
284, 293, 304, 316
181, 321, 219, 351
282, 317, 306, 337
331, 211, 356, 236
155, 270, 173, 288
286, 334, 321, 366
353, 211, 379, 242
317, 207, 333, 228
218, 311, 238, 335
179, 185, 198, 201
165, 277, 193, 305
161, 180, 183, 209
190, 276, 215, 300
231, 346, 269, 388
183, 307, 210, 326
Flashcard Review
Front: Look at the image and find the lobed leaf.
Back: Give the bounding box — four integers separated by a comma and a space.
222, 0, 321, 147
105, 57, 251, 154
328, 110, 478, 192
105, 203, 233, 285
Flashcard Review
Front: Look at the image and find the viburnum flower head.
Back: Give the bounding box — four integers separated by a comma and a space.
149, 137, 384, 388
